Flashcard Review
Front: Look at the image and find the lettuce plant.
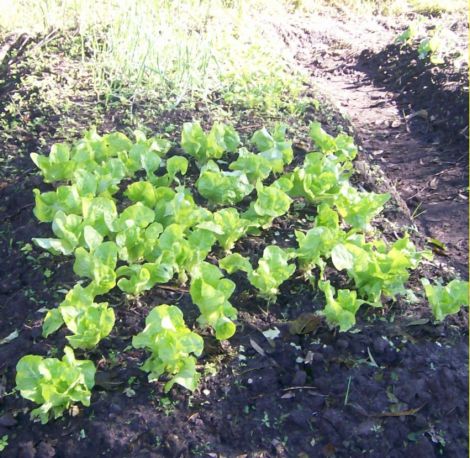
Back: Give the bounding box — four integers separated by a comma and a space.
319, 280, 365, 332
220, 245, 296, 302
132, 305, 203, 392
117, 261, 174, 295
243, 182, 292, 230
33, 211, 84, 255
154, 187, 211, 230
125, 181, 158, 208
339, 235, 428, 306
73, 241, 118, 295
15, 347, 95, 424
196, 160, 253, 206
287, 153, 348, 204
31, 143, 76, 183
189, 262, 237, 340
335, 186, 390, 231
251, 123, 293, 173
181, 121, 239, 164
309, 122, 357, 163
33, 186, 82, 223
42, 284, 115, 350
228, 147, 272, 184
81, 196, 118, 237
210, 208, 249, 251
421, 278, 469, 321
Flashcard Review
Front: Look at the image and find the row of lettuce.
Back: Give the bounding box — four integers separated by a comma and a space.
15, 121, 468, 423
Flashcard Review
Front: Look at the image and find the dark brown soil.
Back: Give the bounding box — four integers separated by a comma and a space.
0, 13, 468, 458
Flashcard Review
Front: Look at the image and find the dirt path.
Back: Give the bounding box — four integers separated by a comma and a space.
284, 12, 469, 276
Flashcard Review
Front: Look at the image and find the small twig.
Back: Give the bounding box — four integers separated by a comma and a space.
282, 386, 326, 395
344, 376, 352, 405
156, 284, 188, 294
4, 203, 34, 220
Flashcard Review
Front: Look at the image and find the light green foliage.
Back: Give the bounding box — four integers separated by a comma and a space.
211, 208, 249, 251
0, 435, 7, 452
31, 143, 75, 183
228, 147, 272, 184
309, 122, 357, 163
27, 118, 442, 403
115, 222, 163, 263
117, 261, 174, 295
422, 279, 469, 321
335, 187, 390, 231
196, 160, 253, 206
33, 186, 82, 222
395, 23, 419, 45
189, 262, 237, 340
220, 245, 296, 302
154, 187, 211, 230
340, 235, 427, 305
166, 156, 189, 183
132, 305, 203, 392
418, 35, 444, 64
43, 284, 115, 350
295, 205, 349, 273
319, 281, 365, 332
394, 23, 449, 66
287, 153, 348, 204
251, 123, 293, 173
181, 122, 239, 164
125, 181, 158, 207
243, 182, 292, 230
81, 196, 118, 237
33, 211, 84, 255
73, 241, 118, 294
296, 225, 346, 274
15, 347, 95, 424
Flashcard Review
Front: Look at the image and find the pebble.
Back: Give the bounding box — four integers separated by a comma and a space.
0, 413, 17, 427
36, 441, 56, 458
291, 370, 307, 386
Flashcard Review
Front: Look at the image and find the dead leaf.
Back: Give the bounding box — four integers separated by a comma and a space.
375, 404, 425, 417
94, 371, 124, 390
322, 443, 336, 457
288, 313, 322, 335
405, 318, 429, 326
0, 330, 19, 345
249, 338, 266, 357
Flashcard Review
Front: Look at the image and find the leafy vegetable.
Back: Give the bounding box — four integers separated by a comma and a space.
33, 211, 84, 255
196, 161, 253, 206
132, 305, 203, 392
422, 278, 469, 321
33, 186, 82, 222
15, 347, 95, 424
220, 245, 296, 302
319, 280, 365, 332
335, 187, 390, 231
228, 147, 272, 184
116, 261, 174, 295
309, 122, 357, 162
31, 143, 75, 183
73, 241, 118, 295
287, 153, 348, 204
43, 284, 115, 349
243, 182, 292, 230
251, 123, 293, 173
189, 262, 237, 340
211, 208, 249, 251
181, 121, 239, 164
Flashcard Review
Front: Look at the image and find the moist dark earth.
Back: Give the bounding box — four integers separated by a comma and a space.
0, 12, 468, 458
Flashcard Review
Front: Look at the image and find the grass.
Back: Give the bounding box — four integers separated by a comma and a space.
295, 0, 467, 15
0, 0, 306, 113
